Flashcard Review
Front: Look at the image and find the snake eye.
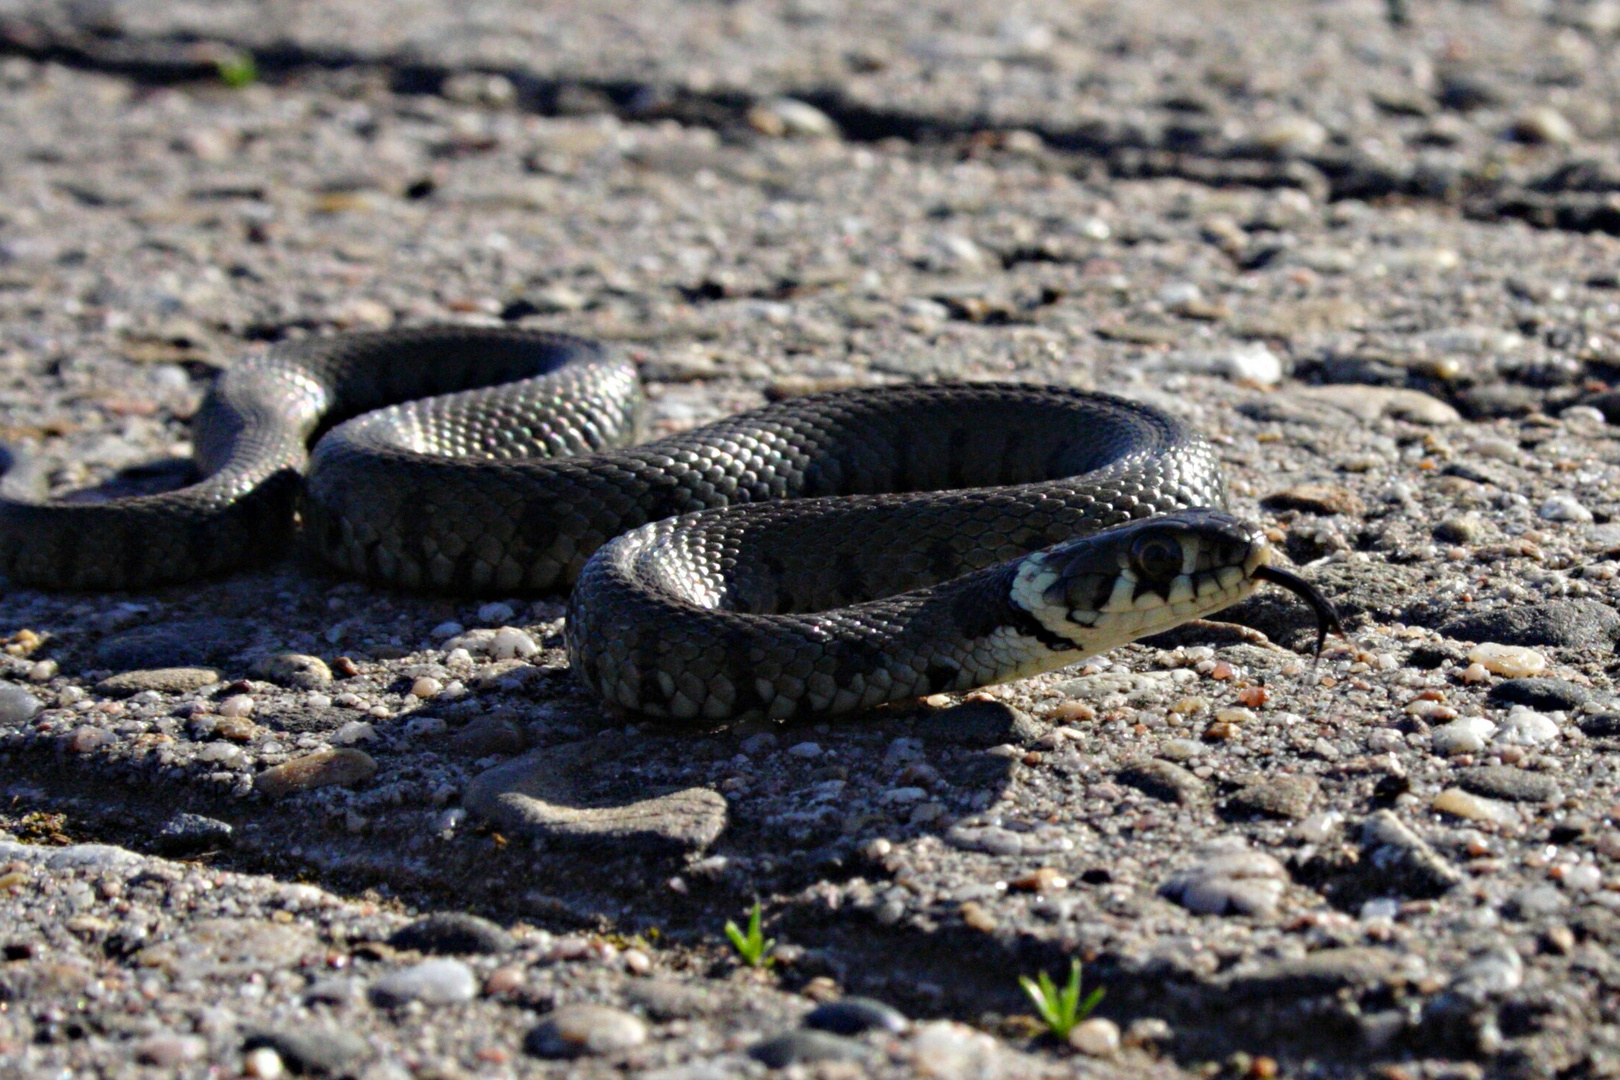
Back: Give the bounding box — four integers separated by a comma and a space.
1129, 533, 1184, 583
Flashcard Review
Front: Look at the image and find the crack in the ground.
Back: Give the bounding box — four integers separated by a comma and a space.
3, 15, 1619, 238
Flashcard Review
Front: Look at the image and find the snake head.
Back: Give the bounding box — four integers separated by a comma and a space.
1013, 508, 1343, 654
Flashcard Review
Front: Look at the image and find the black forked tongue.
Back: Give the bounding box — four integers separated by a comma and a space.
1254, 564, 1346, 656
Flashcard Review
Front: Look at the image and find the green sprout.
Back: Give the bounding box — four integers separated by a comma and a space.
724, 899, 776, 968
1019, 959, 1104, 1040
215, 51, 259, 89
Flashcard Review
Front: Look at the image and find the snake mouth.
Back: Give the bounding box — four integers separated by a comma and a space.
1253, 564, 1346, 655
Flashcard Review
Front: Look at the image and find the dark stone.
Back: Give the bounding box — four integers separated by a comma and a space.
1226, 774, 1319, 820
95, 618, 254, 670
1360, 810, 1462, 898
1438, 600, 1620, 650
388, 912, 515, 956
918, 700, 1042, 747
1486, 678, 1591, 711
154, 813, 234, 855
1454, 384, 1544, 419
804, 997, 909, 1035
0, 683, 42, 727
1455, 766, 1561, 803
242, 1028, 369, 1075
1580, 712, 1620, 738
1117, 759, 1205, 804
749, 1030, 868, 1068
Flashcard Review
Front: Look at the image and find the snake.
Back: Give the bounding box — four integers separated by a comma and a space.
0, 326, 1341, 723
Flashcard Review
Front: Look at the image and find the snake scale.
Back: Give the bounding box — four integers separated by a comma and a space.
0, 326, 1340, 722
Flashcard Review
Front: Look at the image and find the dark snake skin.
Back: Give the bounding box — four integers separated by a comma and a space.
0, 327, 1230, 719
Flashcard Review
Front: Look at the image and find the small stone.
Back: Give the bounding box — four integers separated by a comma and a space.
1467, 643, 1549, 677
242, 1046, 284, 1079
1495, 706, 1560, 746
0, 683, 42, 726
242, 1030, 368, 1076
1261, 484, 1366, 517
747, 97, 840, 138
525, 1004, 649, 1058
155, 813, 234, 855
910, 1021, 1000, 1079
410, 676, 442, 698
370, 958, 477, 1006
1512, 106, 1577, 145
219, 694, 255, 718
788, 741, 822, 758
1432, 788, 1520, 827
95, 667, 219, 697
251, 654, 333, 689
1562, 864, 1603, 891
1510, 883, 1569, 918
919, 700, 1042, 747
450, 716, 525, 756
1487, 678, 1590, 711
134, 1033, 206, 1067
490, 627, 538, 659
477, 602, 516, 625
1540, 494, 1594, 523
214, 714, 259, 741
804, 997, 909, 1035
1449, 601, 1620, 651
255, 749, 377, 798
330, 720, 377, 746
1360, 810, 1462, 897
1432, 717, 1497, 755
1227, 774, 1319, 820
1456, 765, 1561, 803
750, 1030, 867, 1067
1580, 712, 1620, 737
1163, 838, 1289, 917
1118, 759, 1206, 804
1069, 1017, 1121, 1057
389, 912, 515, 955
1009, 867, 1068, 892
63, 725, 114, 752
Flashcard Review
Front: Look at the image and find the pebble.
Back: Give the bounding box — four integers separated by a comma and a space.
94, 667, 219, 697
747, 97, 840, 138
0, 682, 42, 726
1562, 864, 1603, 891
1162, 838, 1289, 917
1486, 678, 1590, 711
449, 716, 525, 756
1466, 643, 1548, 677
330, 720, 377, 745
525, 1004, 649, 1058
918, 700, 1042, 747
1432, 788, 1520, 827
491, 627, 539, 659
1117, 758, 1206, 804
1069, 1017, 1121, 1057
749, 1029, 868, 1067
219, 694, 255, 718
251, 653, 333, 689
1510, 883, 1569, 918
370, 958, 478, 1005
477, 602, 516, 624
1580, 712, 1620, 737
411, 676, 442, 698
1260, 484, 1366, 517
910, 1020, 1001, 1079
242, 1046, 285, 1079
1360, 810, 1462, 897
1540, 494, 1594, 523
155, 813, 235, 855
1432, 716, 1497, 755
804, 997, 909, 1035
1495, 706, 1560, 747
389, 912, 515, 955
64, 725, 114, 752
788, 741, 822, 758
1448, 601, 1620, 651
1227, 774, 1319, 820
1455, 765, 1561, 803
134, 1032, 205, 1066
1512, 106, 1577, 145
255, 748, 377, 798
242, 1029, 368, 1076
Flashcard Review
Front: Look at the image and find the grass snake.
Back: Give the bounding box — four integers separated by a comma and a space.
0, 326, 1340, 722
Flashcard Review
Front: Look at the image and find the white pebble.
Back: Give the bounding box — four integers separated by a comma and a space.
1495, 705, 1559, 746
1069, 1017, 1121, 1057
1563, 864, 1602, 891
411, 677, 442, 699
219, 695, 254, 718
490, 627, 539, 659
1431, 716, 1497, 755
330, 720, 377, 745
1467, 643, 1547, 678
243, 1047, 284, 1079
1539, 495, 1594, 523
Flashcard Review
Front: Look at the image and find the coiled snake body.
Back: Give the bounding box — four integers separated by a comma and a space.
0, 327, 1338, 722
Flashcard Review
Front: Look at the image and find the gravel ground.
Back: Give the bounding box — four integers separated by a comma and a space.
5, 2, 1620, 1078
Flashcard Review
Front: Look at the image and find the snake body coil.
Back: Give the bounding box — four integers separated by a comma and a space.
0, 327, 1335, 722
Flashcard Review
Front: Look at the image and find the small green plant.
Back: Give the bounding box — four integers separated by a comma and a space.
215, 50, 258, 89
1019, 959, 1104, 1040
724, 899, 775, 968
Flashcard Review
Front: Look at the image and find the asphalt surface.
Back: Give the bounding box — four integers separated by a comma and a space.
4, 1, 1620, 1078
